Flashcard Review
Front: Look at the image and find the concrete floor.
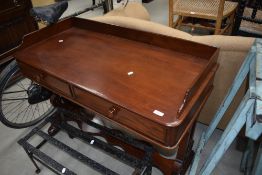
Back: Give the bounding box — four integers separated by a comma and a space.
0, 119, 243, 175
0, 0, 244, 175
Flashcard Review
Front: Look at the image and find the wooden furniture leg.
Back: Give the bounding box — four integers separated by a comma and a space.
173, 16, 182, 28
104, 121, 196, 175
176, 16, 183, 30
227, 11, 236, 35
169, 0, 174, 27
172, 122, 196, 175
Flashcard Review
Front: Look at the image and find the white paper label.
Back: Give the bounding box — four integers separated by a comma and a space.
127, 71, 134, 76
62, 168, 66, 174
153, 110, 164, 117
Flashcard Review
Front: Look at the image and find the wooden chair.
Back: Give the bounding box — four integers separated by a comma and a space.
232, 0, 262, 38
169, 0, 238, 35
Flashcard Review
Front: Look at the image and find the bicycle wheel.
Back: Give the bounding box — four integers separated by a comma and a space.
0, 60, 56, 128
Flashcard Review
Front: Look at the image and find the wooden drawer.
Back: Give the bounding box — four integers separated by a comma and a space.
42, 75, 72, 97
19, 62, 42, 81
19, 62, 72, 97
74, 86, 167, 144
115, 109, 167, 144
74, 87, 118, 119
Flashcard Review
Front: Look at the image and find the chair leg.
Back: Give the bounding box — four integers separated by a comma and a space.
214, 15, 223, 35
176, 16, 183, 29
173, 16, 182, 28
232, 0, 246, 35
214, 23, 221, 35
169, 0, 174, 27
169, 15, 174, 27
228, 12, 236, 35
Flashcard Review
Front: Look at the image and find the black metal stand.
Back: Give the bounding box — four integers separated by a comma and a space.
18, 112, 153, 175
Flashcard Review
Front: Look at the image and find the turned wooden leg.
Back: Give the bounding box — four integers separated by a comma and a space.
176, 16, 184, 30
227, 11, 236, 35
48, 95, 94, 136
169, 0, 174, 27
173, 16, 182, 28
103, 121, 197, 175
48, 113, 62, 136
154, 120, 197, 175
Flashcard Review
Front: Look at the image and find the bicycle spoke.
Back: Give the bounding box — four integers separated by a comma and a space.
14, 102, 33, 123
23, 105, 33, 123
17, 104, 31, 123
35, 104, 41, 120
12, 103, 28, 123
3, 92, 27, 100
41, 102, 46, 114
3, 90, 27, 94
2, 100, 21, 107
13, 111, 20, 123
4, 100, 25, 115
18, 81, 27, 90
6, 101, 28, 121
15, 83, 26, 91
2, 98, 28, 101
30, 104, 37, 122
21, 105, 31, 123
36, 104, 40, 119
0, 62, 54, 127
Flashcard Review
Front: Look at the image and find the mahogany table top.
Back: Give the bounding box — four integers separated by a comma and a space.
15, 18, 219, 148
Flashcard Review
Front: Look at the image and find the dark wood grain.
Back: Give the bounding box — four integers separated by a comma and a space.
15, 18, 219, 150
0, 0, 37, 65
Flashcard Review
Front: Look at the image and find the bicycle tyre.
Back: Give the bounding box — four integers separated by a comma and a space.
0, 60, 56, 128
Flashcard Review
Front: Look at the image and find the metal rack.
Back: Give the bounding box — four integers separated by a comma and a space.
18, 112, 153, 175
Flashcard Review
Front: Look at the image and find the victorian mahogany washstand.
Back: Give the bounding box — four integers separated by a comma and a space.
15, 18, 219, 175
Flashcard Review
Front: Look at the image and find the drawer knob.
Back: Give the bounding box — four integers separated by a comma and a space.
108, 107, 118, 118
35, 74, 44, 81
36, 75, 41, 81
